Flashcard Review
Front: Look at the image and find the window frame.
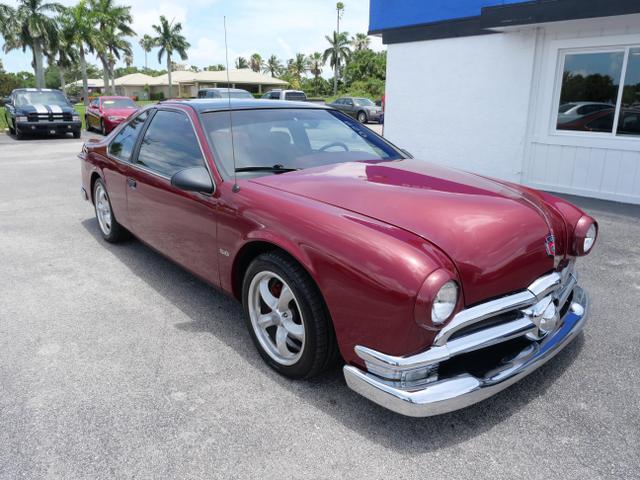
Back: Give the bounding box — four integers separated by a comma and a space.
551, 45, 640, 140
107, 108, 153, 163
130, 107, 213, 183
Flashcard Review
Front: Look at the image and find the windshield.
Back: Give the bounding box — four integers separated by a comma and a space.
14, 90, 69, 107
201, 108, 402, 179
354, 98, 374, 107
102, 98, 136, 108
223, 91, 253, 99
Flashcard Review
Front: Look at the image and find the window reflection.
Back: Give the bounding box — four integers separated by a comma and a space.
618, 48, 640, 136
556, 51, 623, 133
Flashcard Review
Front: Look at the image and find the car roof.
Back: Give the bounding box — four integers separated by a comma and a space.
12, 88, 61, 93
99, 95, 133, 99
160, 98, 330, 113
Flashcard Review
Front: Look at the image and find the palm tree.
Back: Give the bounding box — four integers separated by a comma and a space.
235, 56, 248, 69
323, 31, 351, 95
50, 15, 78, 94
0, 0, 63, 88
249, 53, 263, 73
59, 1, 94, 105
89, 0, 135, 95
124, 52, 133, 68
152, 15, 190, 98
351, 33, 370, 51
139, 34, 155, 71
307, 52, 323, 96
288, 53, 308, 82
263, 55, 282, 77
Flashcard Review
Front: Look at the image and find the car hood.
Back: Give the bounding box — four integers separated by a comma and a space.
103, 107, 137, 117
252, 159, 568, 305
16, 104, 76, 115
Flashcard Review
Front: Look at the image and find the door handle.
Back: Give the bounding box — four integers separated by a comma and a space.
127, 178, 137, 189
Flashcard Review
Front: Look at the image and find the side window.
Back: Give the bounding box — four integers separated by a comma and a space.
135, 110, 204, 177
270, 92, 280, 99
108, 110, 149, 161
91, 99, 99, 108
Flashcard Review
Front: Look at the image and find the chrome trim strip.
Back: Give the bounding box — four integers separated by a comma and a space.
344, 286, 588, 417
355, 317, 536, 374
435, 269, 567, 347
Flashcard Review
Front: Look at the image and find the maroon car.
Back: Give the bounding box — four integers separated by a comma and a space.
79, 100, 597, 417
85, 96, 139, 135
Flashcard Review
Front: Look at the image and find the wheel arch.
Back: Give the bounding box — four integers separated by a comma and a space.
89, 171, 104, 205
231, 239, 317, 302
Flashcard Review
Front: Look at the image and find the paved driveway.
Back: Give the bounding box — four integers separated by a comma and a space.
0, 132, 638, 479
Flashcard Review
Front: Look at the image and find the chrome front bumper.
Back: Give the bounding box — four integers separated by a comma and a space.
344, 270, 588, 417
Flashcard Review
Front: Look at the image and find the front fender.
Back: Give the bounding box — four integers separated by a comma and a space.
217, 182, 456, 365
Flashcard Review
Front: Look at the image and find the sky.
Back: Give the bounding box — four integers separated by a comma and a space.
0, 0, 382, 75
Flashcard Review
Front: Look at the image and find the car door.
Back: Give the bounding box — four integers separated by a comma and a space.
126, 108, 220, 285
5, 93, 15, 130
103, 110, 152, 227
343, 98, 357, 118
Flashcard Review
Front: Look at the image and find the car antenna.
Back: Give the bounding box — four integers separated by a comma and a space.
224, 16, 240, 193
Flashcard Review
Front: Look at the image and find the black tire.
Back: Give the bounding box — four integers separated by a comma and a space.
242, 251, 339, 379
85, 116, 91, 131
73, 130, 81, 139
8, 123, 15, 135
100, 119, 106, 136
93, 178, 130, 243
15, 126, 24, 140
357, 111, 367, 123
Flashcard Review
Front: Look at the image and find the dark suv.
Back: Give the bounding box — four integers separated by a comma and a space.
2, 88, 81, 139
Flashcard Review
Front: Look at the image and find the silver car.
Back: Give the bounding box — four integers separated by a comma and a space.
330, 97, 383, 123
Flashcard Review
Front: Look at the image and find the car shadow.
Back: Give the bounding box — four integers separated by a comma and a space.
80, 218, 584, 453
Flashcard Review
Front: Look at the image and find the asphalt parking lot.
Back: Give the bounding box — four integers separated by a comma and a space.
0, 130, 638, 480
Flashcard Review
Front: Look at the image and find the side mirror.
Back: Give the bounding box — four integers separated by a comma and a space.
1, 97, 11, 106
171, 166, 215, 195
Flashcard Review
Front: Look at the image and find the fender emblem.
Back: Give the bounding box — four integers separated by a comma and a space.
218, 248, 230, 257
545, 234, 556, 257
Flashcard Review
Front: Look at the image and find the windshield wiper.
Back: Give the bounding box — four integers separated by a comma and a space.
235, 164, 299, 173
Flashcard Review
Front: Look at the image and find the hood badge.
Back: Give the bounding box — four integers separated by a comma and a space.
545, 234, 556, 257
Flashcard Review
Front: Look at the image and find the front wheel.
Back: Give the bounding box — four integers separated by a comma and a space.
242, 251, 338, 379
100, 119, 106, 135
93, 179, 129, 243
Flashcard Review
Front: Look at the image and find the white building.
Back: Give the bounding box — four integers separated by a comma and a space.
371, 0, 640, 204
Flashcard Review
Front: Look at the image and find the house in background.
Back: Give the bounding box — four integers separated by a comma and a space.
66, 69, 287, 100
370, 0, 640, 204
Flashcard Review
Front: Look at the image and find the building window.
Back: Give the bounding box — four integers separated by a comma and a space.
556, 47, 640, 137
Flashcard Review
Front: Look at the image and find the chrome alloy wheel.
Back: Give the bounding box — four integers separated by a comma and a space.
95, 184, 112, 235
248, 271, 305, 366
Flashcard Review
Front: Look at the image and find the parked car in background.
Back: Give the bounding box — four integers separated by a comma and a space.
556, 102, 615, 125
2, 88, 81, 139
80, 99, 596, 417
86, 96, 139, 135
330, 97, 383, 123
261, 89, 307, 101
559, 107, 640, 135
198, 87, 253, 99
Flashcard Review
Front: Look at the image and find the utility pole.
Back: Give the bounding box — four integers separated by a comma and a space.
334, 2, 344, 95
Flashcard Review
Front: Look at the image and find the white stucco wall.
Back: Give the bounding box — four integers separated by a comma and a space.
383, 15, 640, 204
384, 31, 538, 183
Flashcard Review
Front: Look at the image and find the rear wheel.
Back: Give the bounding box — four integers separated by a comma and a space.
93, 179, 129, 243
242, 251, 338, 379
357, 111, 367, 123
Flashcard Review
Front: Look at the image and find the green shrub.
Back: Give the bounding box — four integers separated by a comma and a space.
150, 91, 165, 101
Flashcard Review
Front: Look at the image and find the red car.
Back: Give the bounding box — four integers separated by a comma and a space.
85, 96, 139, 135
80, 100, 597, 417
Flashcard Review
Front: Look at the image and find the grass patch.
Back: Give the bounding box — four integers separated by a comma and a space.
0, 107, 7, 129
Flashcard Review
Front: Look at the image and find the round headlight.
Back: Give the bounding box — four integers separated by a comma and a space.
583, 223, 597, 253
431, 281, 458, 324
